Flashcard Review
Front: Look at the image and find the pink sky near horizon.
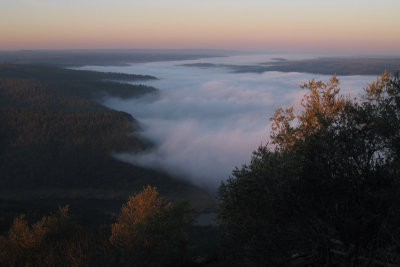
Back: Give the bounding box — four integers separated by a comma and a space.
1, 0, 400, 54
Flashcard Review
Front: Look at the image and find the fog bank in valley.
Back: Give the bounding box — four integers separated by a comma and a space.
77, 54, 377, 190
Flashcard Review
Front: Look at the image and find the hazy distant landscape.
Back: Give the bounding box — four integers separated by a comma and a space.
182, 57, 400, 75
75, 53, 381, 188
0, 49, 233, 66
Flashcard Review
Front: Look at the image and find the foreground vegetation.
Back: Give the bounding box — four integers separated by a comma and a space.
0, 186, 212, 266
219, 72, 400, 266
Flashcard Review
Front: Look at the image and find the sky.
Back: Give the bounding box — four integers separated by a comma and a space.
76, 54, 377, 189
1, 0, 400, 53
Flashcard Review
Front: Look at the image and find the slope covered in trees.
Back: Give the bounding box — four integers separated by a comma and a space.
219, 73, 400, 266
0, 64, 215, 235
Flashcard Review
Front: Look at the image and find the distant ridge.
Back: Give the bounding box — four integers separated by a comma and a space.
0, 49, 239, 67
181, 57, 400, 76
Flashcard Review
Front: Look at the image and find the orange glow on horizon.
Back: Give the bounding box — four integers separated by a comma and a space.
1, 0, 399, 53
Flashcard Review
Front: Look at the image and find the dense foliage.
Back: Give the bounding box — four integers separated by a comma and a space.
0, 187, 198, 267
218, 73, 400, 266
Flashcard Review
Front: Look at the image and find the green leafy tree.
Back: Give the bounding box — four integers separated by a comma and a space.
218, 73, 400, 266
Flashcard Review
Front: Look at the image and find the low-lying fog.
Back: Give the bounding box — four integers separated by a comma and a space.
77, 54, 376, 190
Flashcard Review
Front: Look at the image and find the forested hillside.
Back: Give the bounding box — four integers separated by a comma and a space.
0, 64, 215, 233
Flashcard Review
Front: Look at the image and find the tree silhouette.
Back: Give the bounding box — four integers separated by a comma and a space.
219, 73, 400, 266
